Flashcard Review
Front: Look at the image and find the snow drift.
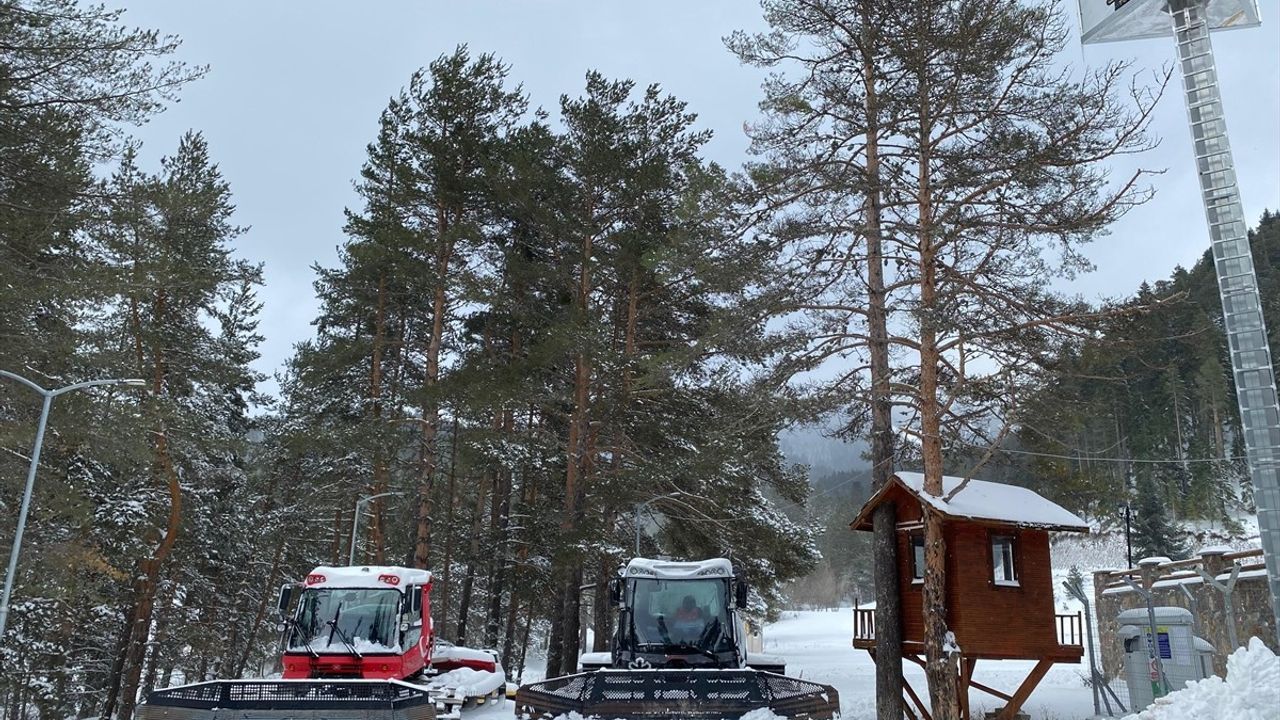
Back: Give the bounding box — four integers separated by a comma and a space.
1122, 636, 1278, 720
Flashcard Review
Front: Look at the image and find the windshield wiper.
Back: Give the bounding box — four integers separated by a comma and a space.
325, 602, 364, 660
283, 617, 319, 658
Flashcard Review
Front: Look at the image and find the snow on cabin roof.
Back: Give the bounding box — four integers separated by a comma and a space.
304, 565, 432, 590
624, 557, 735, 579
850, 472, 1089, 532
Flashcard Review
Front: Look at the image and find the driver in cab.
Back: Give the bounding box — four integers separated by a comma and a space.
670, 595, 706, 640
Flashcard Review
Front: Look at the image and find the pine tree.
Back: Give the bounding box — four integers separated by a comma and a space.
91, 132, 263, 719
735, 1, 1165, 716
1132, 473, 1189, 561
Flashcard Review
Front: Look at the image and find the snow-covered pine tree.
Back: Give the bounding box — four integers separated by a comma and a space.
1132, 472, 1190, 561
2, 12, 203, 711
91, 132, 263, 719
728, 1, 910, 713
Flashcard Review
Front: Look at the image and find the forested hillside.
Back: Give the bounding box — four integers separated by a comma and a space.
1013, 212, 1279, 540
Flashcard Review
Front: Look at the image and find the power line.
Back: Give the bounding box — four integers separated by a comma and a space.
955, 440, 1250, 465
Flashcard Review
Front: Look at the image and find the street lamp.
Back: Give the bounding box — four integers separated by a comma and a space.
349, 491, 402, 566
0, 370, 146, 638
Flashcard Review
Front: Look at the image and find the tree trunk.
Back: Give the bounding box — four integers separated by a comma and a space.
368, 273, 389, 563
236, 534, 287, 677
117, 422, 183, 720
437, 417, 460, 637
861, 11, 905, 717
414, 221, 453, 568
545, 581, 566, 676
99, 609, 134, 720
592, 555, 613, 652
484, 408, 513, 648
917, 117, 960, 720
516, 599, 535, 680
502, 584, 522, 670
559, 566, 584, 675
455, 464, 491, 645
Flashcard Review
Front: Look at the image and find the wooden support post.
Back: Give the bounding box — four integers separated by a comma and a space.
996, 658, 1053, 720
968, 679, 1014, 702
958, 656, 976, 720
902, 674, 933, 720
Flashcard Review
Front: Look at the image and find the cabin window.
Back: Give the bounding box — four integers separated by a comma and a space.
910, 534, 925, 583
991, 535, 1019, 586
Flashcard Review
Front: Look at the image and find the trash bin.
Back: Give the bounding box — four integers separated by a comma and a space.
1117, 606, 1215, 711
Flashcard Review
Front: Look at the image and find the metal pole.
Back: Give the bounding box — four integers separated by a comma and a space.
0, 371, 144, 642
349, 496, 367, 567
348, 491, 400, 566
1123, 577, 1171, 698
1197, 564, 1241, 650
1064, 576, 1102, 717
0, 393, 52, 639
1124, 504, 1133, 569
634, 504, 642, 556
1167, 0, 1280, 646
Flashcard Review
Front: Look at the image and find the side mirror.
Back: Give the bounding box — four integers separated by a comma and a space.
407, 586, 423, 615
277, 584, 294, 618
735, 580, 749, 610
608, 577, 623, 605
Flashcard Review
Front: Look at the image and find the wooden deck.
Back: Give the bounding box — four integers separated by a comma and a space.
851, 608, 1084, 720
851, 608, 1084, 661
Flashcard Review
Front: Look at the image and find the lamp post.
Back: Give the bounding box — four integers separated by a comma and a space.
1123, 502, 1134, 569
0, 370, 146, 638
349, 491, 402, 566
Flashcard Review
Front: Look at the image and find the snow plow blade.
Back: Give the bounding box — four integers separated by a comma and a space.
513, 669, 839, 719
138, 679, 437, 720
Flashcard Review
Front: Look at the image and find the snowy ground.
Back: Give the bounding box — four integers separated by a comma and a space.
469, 607, 1097, 719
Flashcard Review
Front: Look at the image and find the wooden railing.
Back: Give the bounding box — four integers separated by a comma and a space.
853, 607, 876, 641
1056, 612, 1084, 647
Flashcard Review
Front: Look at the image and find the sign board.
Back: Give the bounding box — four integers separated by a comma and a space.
1079, 0, 1261, 44
1142, 627, 1174, 659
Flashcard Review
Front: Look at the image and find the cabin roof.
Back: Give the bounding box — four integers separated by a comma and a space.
850, 472, 1089, 533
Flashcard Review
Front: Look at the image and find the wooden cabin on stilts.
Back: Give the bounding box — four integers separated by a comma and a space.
850, 472, 1089, 720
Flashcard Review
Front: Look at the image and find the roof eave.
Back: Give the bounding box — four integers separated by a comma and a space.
848, 476, 907, 532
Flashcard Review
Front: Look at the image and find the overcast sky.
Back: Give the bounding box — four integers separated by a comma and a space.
104, 1, 1280, 398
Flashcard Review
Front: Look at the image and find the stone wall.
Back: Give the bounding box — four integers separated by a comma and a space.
1092, 549, 1275, 679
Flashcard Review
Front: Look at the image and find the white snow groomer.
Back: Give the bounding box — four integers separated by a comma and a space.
514, 558, 839, 719
139, 565, 505, 720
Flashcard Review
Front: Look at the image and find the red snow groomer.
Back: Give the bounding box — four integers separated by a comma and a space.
139, 565, 505, 720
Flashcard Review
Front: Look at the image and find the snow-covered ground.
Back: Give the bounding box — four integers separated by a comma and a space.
469, 607, 1098, 719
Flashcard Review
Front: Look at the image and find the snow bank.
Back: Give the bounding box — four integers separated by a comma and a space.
738, 710, 785, 720
550, 710, 785, 720
1122, 637, 1279, 720
424, 665, 506, 697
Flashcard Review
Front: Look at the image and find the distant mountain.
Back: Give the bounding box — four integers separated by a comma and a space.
779, 424, 871, 480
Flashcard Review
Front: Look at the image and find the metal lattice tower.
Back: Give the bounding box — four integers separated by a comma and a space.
1167, 0, 1280, 645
